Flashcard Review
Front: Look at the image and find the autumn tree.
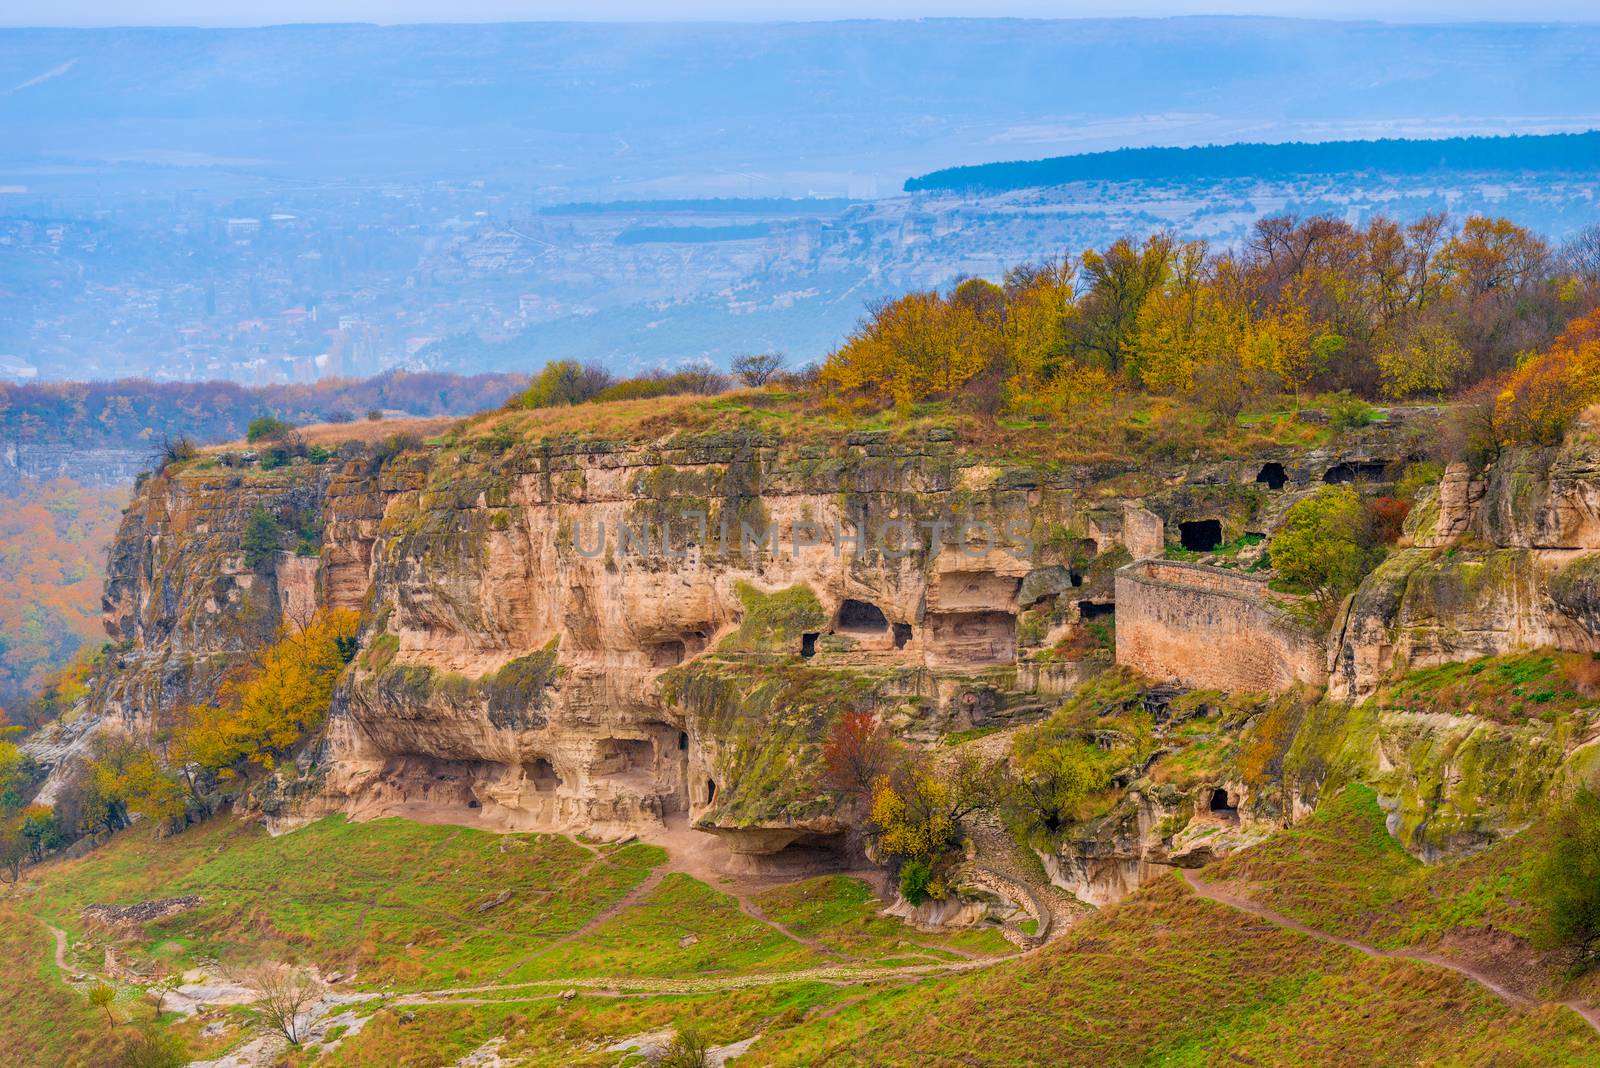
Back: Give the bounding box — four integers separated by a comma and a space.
821, 710, 897, 803
1004, 734, 1110, 848
0, 817, 26, 881
88, 735, 188, 832
243, 963, 324, 1045
1494, 310, 1600, 446
1377, 320, 1469, 399
89, 982, 118, 1027
1075, 233, 1176, 373
171, 608, 360, 784
870, 751, 999, 868
517, 360, 615, 408
821, 289, 992, 408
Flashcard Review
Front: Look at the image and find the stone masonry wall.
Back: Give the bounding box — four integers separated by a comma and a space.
1114, 560, 1327, 692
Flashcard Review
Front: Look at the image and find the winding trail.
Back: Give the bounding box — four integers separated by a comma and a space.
1180, 869, 1600, 1036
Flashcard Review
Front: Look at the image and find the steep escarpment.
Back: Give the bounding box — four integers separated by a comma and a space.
42, 403, 1596, 901
1329, 420, 1600, 702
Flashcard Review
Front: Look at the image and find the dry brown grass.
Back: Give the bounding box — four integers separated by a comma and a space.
206, 415, 461, 451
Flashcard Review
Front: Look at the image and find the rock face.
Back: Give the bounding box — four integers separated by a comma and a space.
1329, 425, 1600, 701
40, 411, 1445, 869
0, 441, 147, 495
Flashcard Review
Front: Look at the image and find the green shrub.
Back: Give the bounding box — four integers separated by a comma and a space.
1328, 393, 1377, 431
246, 416, 293, 443
1269, 486, 1382, 619
898, 858, 934, 904
243, 506, 283, 568
1537, 786, 1600, 970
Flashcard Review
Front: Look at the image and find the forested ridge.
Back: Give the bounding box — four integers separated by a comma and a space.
0, 370, 527, 450
905, 131, 1600, 194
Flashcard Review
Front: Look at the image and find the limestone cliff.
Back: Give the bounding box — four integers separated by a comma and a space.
40, 406, 1531, 889
1329, 417, 1600, 702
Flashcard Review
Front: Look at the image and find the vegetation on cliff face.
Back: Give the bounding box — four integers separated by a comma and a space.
1268, 485, 1385, 618
83, 609, 360, 833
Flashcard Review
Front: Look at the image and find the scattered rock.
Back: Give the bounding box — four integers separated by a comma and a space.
398, 1010, 417, 1025
82, 896, 202, 929
559, 988, 577, 1001
677, 934, 699, 948
474, 889, 513, 914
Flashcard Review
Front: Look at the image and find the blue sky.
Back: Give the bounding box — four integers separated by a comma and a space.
6, 1, 1600, 26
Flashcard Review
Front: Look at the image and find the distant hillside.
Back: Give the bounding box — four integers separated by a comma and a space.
0, 371, 527, 451
904, 131, 1600, 194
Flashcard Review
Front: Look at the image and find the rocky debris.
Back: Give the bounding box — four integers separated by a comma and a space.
474, 889, 513, 914
83, 895, 203, 930
678, 933, 700, 948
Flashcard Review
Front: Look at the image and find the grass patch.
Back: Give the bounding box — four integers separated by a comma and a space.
25, 815, 663, 991
1381, 651, 1600, 725
752, 875, 1012, 961
738, 872, 1595, 1065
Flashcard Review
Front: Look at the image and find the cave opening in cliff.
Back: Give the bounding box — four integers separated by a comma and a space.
1322, 460, 1389, 485
893, 622, 913, 648
1255, 462, 1288, 490
1078, 600, 1114, 621
1209, 788, 1237, 817
801, 632, 818, 658
648, 639, 686, 667
837, 598, 889, 633
706, 778, 717, 804
527, 757, 562, 792
678, 730, 689, 752
1178, 519, 1222, 552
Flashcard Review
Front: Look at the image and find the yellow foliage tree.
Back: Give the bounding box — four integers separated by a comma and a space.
1240, 287, 1342, 406
172, 608, 359, 780
820, 290, 995, 409
1377, 321, 1469, 400
1124, 242, 1249, 394
89, 736, 187, 828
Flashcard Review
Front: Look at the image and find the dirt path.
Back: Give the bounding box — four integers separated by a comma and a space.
398, 955, 1004, 1004
490, 866, 670, 981
47, 923, 71, 971
1181, 870, 1600, 1036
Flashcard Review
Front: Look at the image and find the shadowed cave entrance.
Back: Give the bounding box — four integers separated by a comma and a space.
837, 598, 889, 634
1179, 519, 1223, 552
1209, 788, 1238, 818
1255, 462, 1288, 490
527, 757, 562, 792
1323, 461, 1388, 485
1078, 600, 1114, 621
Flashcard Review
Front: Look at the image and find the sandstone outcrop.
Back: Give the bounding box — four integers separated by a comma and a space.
1329, 423, 1600, 701
35, 407, 1499, 886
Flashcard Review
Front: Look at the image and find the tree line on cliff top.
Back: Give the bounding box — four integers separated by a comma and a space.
510, 211, 1600, 454
815, 213, 1600, 442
